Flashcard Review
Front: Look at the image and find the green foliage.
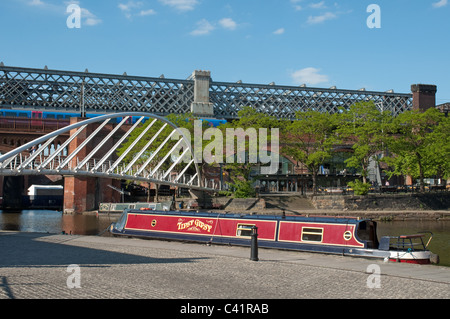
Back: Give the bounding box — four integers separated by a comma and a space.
218, 190, 233, 197
231, 179, 257, 198
383, 108, 447, 192
337, 101, 391, 183
219, 106, 280, 187
347, 180, 371, 195
282, 110, 340, 194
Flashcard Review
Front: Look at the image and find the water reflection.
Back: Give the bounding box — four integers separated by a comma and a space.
0, 210, 115, 236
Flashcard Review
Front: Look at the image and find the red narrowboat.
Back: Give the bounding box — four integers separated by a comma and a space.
110, 210, 435, 264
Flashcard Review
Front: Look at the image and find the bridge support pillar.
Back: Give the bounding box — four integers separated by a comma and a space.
63, 118, 95, 214
64, 176, 96, 214
63, 118, 121, 214
2, 176, 25, 210
191, 70, 214, 117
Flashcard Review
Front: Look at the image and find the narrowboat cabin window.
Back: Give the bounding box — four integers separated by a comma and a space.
236, 224, 255, 237
301, 228, 323, 242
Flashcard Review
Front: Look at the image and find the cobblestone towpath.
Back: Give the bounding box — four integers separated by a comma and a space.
1, 231, 449, 301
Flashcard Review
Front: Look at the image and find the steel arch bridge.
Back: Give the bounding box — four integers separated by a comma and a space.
0, 112, 219, 192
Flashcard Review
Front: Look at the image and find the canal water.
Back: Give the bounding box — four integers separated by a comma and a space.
1, 210, 449, 267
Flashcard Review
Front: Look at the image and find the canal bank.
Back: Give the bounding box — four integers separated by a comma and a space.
90, 208, 450, 221
2, 208, 449, 267
0, 231, 449, 300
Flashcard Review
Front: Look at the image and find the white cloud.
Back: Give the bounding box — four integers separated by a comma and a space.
190, 17, 242, 36
139, 9, 156, 16
25, 0, 102, 26
272, 28, 285, 35
432, 0, 448, 8
309, 1, 327, 9
158, 0, 199, 12
79, 7, 101, 25
119, 1, 156, 19
119, 1, 143, 11
28, 0, 45, 6
63, 1, 102, 26
291, 67, 329, 86
306, 12, 337, 24
219, 18, 237, 30
290, 0, 303, 11
190, 19, 215, 36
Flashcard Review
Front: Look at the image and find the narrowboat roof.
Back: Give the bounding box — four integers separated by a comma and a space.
124, 209, 367, 225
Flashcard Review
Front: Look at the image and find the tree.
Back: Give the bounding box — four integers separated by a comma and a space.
337, 101, 391, 185
283, 110, 340, 194
217, 106, 280, 198
426, 114, 450, 183
383, 108, 446, 192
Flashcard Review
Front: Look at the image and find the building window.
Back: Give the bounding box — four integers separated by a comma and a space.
301, 227, 323, 242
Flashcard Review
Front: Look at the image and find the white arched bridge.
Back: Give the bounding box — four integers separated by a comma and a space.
0, 112, 220, 193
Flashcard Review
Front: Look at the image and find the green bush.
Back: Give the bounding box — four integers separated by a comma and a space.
232, 180, 257, 198
218, 190, 233, 197
348, 180, 371, 195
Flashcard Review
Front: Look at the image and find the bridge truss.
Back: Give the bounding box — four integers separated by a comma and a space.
0, 65, 194, 116
0, 65, 413, 119
0, 112, 219, 192
210, 81, 413, 118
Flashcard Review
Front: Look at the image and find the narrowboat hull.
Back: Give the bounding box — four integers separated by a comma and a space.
389, 251, 432, 264
109, 210, 433, 264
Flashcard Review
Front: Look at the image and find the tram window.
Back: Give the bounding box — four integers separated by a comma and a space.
18, 112, 28, 118
46, 114, 56, 119
301, 228, 323, 242
236, 224, 255, 237
5, 112, 16, 117
32, 112, 42, 119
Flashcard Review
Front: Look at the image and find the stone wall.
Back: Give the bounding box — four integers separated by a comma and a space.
310, 192, 450, 211
310, 195, 346, 210
343, 193, 450, 211
184, 197, 266, 211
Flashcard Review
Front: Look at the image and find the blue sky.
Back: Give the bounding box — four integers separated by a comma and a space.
1, 0, 449, 104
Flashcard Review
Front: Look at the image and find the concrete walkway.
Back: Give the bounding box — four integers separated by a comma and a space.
1, 231, 449, 300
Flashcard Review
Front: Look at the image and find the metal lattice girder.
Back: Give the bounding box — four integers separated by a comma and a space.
0, 112, 220, 192
0, 66, 194, 115
210, 81, 413, 119
0, 65, 414, 119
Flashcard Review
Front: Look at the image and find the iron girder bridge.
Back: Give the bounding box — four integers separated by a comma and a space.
0, 65, 413, 119
0, 112, 219, 192
210, 81, 413, 118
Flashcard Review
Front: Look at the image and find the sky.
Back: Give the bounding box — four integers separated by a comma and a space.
1, 0, 449, 104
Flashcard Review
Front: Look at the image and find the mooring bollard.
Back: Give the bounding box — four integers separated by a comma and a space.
250, 226, 259, 261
